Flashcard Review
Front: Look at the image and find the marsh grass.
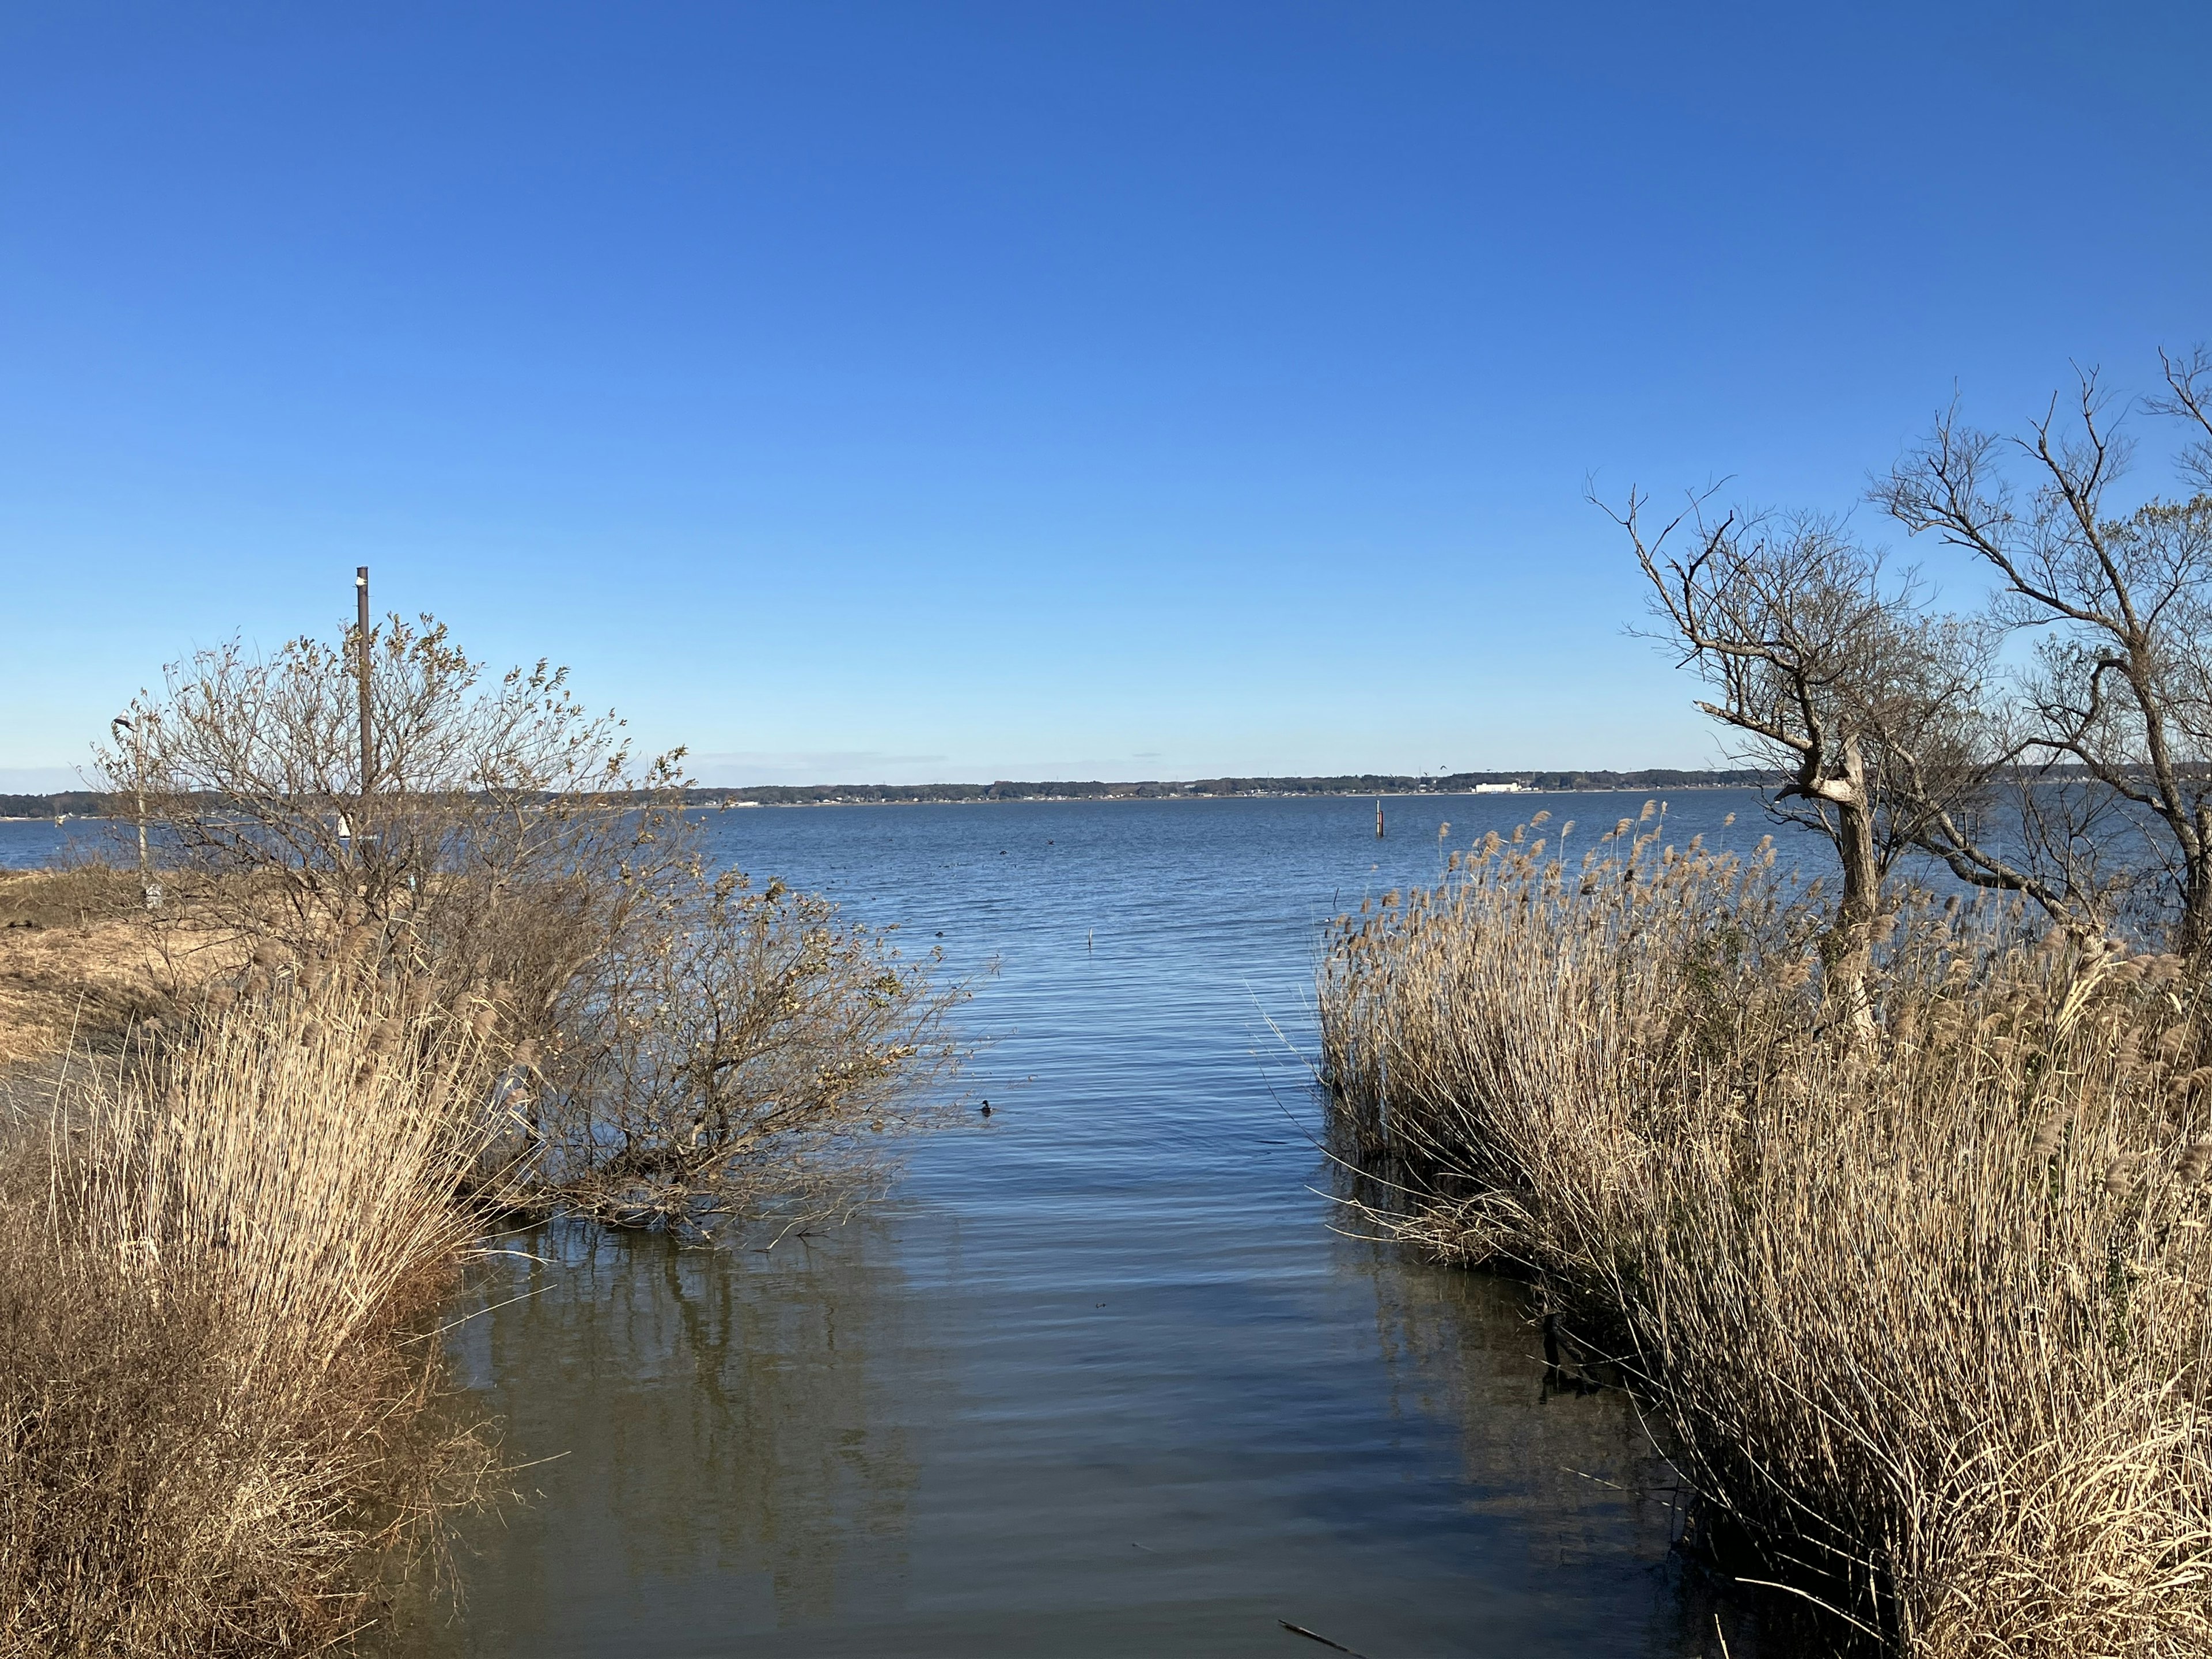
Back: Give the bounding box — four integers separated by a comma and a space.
1321, 812, 2212, 1656
0, 963, 513, 1656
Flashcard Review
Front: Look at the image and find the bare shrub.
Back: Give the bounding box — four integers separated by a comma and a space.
1323, 813, 2212, 1655
93, 615, 968, 1234
524, 866, 968, 1234
96, 617, 689, 995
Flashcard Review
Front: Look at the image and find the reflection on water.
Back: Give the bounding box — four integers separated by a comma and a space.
420, 1220, 937, 1646
355, 794, 1781, 1657
1353, 1251, 1761, 1656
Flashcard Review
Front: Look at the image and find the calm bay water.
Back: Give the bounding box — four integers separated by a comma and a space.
0, 820, 75, 869
407, 791, 1777, 1658
3, 793, 1781, 1656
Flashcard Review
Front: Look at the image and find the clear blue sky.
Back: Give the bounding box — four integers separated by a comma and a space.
3, 2, 2207, 789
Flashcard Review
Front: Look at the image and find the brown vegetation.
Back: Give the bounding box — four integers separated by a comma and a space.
0, 965, 509, 1656
0, 866, 202, 1069
1323, 810, 2212, 1656
541, 868, 965, 1231
0, 612, 968, 1652
93, 613, 969, 1236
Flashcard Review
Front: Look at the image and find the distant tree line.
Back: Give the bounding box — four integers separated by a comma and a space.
0, 791, 113, 819
2, 771, 1783, 819
672, 769, 1778, 806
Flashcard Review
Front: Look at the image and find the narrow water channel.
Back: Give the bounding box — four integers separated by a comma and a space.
395, 792, 1773, 1656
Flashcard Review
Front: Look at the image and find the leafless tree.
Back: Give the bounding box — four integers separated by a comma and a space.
93, 617, 681, 968
1876, 347, 2212, 955
93, 612, 969, 1234
1609, 492, 1983, 1025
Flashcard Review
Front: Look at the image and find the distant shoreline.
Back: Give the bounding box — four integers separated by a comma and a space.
684, 782, 1770, 808
0, 771, 1775, 821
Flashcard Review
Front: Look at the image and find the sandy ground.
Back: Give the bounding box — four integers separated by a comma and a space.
0, 870, 232, 1069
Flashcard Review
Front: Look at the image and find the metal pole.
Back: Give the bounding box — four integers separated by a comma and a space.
135, 725, 148, 881
111, 717, 149, 886
355, 567, 374, 800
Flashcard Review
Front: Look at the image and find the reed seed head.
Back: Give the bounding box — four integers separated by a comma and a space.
2178, 1139, 2212, 1185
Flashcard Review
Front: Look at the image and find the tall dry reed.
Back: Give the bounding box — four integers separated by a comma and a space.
1321, 811, 2212, 1656
0, 961, 513, 1656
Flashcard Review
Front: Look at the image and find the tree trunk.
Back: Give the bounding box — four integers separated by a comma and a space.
1825, 742, 1881, 1041
2182, 802, 2212, 965
2181, 865, 2212, 964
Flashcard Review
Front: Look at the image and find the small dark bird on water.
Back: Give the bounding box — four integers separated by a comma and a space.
980, 1102, 992, 1117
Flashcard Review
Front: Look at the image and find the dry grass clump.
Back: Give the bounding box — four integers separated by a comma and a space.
0, 961, 513, 1656
1321, 809, 2212, 1657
